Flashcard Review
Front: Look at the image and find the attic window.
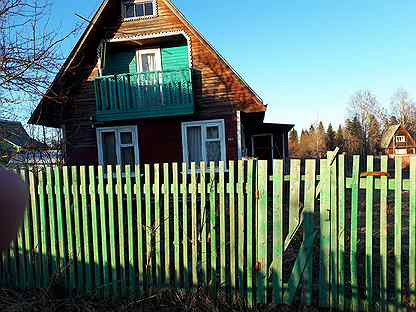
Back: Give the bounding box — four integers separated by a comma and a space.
396, 135, 406, 143
122, 0, 156, 19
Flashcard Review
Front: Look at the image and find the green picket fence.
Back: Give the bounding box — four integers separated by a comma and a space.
1, 155, 416, 311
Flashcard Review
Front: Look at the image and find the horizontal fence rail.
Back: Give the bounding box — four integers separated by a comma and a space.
94, 68, 194, 121
2, 156, 416, 311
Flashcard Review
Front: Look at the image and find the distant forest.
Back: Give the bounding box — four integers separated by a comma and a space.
289, 89, 416, 158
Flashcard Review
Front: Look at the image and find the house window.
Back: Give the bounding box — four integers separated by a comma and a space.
96, 126, 140, 166
396, 135, 406, 143
181, 120, 226, 165
122, 0, 156, 19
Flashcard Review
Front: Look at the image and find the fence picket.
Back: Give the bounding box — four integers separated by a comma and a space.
337, 155, 345, 310
319, 159, 330, 307
380, 156, 388, 309
80, 166, 92, 292
200, 162, 208, 287
135, 165, 144, 294
219, 161, 226, 291
46, 167, 57, 275
350, 156, 360, 312
71, 167, 83, 292
172, 163, 180, 287
330, 154, 338, 308
272, 160, 284, 304
394, 158, 403, 307
191, 163, 198, 287
209, 162, 217, 291
289, 160, 301, 239
154, 164, 161, 287
410, 157, 416, 306
89, 166, 101, 292
229, 161, 236, 298
246, 160, 254, 305
144, 164, 153, 287
116, 166, 127, 295
38, 169, 49, 287
98, 166, 110, 296
63, 167, 76, 290
181, 163, 189, 288
107, 165, 118, 296
237, 160, 245, 297
125, 166, 135, 294
163, 163, 171, 285
365, 156, 374, 305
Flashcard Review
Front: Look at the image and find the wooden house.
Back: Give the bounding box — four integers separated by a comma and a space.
381, 124, 416, 159
29, 0, 293, 166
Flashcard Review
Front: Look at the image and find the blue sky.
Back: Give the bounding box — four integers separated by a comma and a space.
51, 0, 416, 130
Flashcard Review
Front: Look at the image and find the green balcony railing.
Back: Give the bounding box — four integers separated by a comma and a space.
94, 68, 195, 121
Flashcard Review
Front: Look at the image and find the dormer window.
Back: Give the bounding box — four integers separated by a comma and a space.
122, 0, 156, 19
396, 135, 406, 143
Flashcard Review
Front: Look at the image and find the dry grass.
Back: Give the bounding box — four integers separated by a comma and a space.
0, 286, 323, 312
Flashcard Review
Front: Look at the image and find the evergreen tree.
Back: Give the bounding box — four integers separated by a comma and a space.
326, 123, 336, 151
316, 121, 327, 157
368, 115, 382, 154
344, 117, 363, 155
288, 129, 300, 157
335, 125, 345, 150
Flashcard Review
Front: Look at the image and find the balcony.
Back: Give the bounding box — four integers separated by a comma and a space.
94, 68, 194, 121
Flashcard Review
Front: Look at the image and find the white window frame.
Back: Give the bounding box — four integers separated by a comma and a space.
137, 47, 162, 73
181, 119, 227, 166
96, 126, 140, 165
396, 135, 406, 143
121, 0, 158, 21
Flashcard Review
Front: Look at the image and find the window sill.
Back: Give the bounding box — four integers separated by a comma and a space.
122, 14, 158, 22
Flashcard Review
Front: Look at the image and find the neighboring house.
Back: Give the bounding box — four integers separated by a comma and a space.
381, 124, 416, 159
29, 0, 293, 166
0, 120, 46, 164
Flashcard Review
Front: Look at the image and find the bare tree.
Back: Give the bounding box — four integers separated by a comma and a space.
0, 0, 79, 115
388, 89, 416, 135
347, 90, 383, 154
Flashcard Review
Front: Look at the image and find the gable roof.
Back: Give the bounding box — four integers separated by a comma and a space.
380, 124, 409, 149
29, 0, 266, 124
0, 120, 45, 148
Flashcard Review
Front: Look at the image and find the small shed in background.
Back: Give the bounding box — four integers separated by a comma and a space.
381, 124, 416, 165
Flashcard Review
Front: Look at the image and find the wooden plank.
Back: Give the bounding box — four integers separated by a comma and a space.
71, 166, 83, 292
125, 166, 135, 294
395, 157, 403, 307
289, 159, 301, 238
190, 163, 198, 287
38, 168, 49, 287
98, 166, 110, 296
21, 170, 32, 289
272, 160, 284, 304
54, 167, 66, 279
237, 160, 245, 297
246, 160, 254, 305
337, 155, 346, 310
163, 163, 171, 286
283, 232, 317, 305
200, 162, 208, 287
46, 167, 57, 274
329, 154, 338, 308
107, 165, 118, 296
365, 156, 374, 305
181, 163, 189, 288
319, 159, 330, 307
135, 165, 144, 294
63, 167, 76, 290
350, 156, 360, 311
171, 163, 180, 287
80, 166, 92, 292
228, 161, 236, 297
303, 159, 316, 305
154, 164, 162, 287
410, 157, 416, 306
256, 160, 268, 304
380, 156, 388, 309
144, 164, 153, 287
218, 161, 226, 290
116, 165, 127, 296
209, 162, 217, 291
89, 166, 101, 292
